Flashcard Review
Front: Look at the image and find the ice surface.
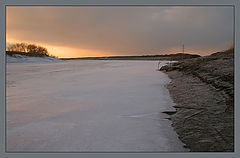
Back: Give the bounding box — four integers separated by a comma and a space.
6, 60, 188, 152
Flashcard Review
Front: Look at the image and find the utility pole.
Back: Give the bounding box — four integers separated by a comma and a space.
182, 44, 185, 54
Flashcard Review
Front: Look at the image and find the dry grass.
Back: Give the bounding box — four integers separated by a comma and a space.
223, 44, 234, 53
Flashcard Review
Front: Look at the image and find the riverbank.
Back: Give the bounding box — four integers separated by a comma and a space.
160, 51, 234, 151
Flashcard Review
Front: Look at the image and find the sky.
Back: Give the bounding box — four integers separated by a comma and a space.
6, 6, 234, 58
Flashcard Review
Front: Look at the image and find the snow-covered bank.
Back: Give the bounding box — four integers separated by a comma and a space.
7, 54, 62, 63
7, 60, 187, 152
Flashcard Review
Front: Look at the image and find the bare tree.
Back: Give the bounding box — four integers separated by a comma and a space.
6, 42, 55, 57
27, 44, 38, 54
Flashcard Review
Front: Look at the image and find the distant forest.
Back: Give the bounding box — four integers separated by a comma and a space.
61, 53, 201, 61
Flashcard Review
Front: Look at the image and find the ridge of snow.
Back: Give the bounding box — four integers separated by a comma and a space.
7, 54, 62, 63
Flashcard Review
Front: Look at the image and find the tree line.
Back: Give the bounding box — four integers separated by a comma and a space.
6, 43, 57, 58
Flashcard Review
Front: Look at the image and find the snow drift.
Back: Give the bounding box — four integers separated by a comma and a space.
7, 54, 62, 63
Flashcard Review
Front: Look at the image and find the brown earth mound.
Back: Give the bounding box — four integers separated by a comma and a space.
161, 51, 234, 151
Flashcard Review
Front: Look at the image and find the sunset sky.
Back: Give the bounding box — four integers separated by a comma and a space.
6, 6, 233, 58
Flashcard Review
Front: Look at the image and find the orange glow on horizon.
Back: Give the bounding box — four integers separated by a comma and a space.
6, 39, 121, 58
7, 38, 219, 58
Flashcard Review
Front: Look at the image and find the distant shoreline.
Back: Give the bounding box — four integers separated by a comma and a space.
60, 53, 200, 61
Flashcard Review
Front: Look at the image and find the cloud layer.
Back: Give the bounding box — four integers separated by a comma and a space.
7, 6, 233, 56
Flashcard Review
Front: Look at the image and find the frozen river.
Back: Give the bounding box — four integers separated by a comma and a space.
6, 60, 187, 152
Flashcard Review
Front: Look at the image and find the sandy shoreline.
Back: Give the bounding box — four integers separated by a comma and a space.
161, 51, 234, 151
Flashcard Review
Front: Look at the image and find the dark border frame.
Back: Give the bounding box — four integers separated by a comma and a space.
0, 0, 239, 158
